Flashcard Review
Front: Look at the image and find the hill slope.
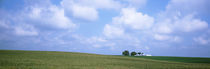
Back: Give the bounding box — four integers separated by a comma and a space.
134, 56, 210, 63
0, 50, 210, 69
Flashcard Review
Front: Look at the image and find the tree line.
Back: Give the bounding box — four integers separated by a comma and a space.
122, 50, 144, 56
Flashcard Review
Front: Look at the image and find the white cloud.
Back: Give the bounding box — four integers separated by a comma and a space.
156, 0, 209, 33
153, 21, 173, 34
113, 8, 154, 30
151, 0, 208, 43
166, 0, 209, 15
29, 7, 42, 19
153, 34, 181, 42
60, 0, 149, 21
103, 24, 125, 38
155, 14, 208, 33
14, 24, 38, 36
61, 0, 122, 21
101, 7, 155, 50
155, 26, 172, 34
72, 5, 98, 21
173, 14, 208, 32
27, 5, 76, 30
153, 34, 172, 41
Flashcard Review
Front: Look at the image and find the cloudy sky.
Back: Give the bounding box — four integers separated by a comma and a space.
0, 0, 210, 57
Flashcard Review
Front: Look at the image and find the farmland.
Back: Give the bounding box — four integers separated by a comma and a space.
0, 50, 210, 69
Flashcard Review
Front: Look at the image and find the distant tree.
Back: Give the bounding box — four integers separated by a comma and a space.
141, 53, 144, 56
122, 50, 129, 56
131, 51, 137, 56
137, 52, 142, 56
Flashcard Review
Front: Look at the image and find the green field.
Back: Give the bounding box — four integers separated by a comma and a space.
0, 50, 210, 69
134, 56, 210, 63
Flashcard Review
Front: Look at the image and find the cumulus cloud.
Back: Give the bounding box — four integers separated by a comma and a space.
153, 22, 173, 34
61, 0, 122, 21
103, 8, 154, 39
151, 0, 209, 45
166, 0, 210, 15
72, 5, 98, 21
60, 0, 148, 21
152, 0, 209, 43
26, 5, 76, 30
158, 0, 209, 30
0, 0, 77, 47
61, 0, 98, 21
101, 8, 154, 51
103, 24, 125, 38
60, 0, 149, 21
153, 34, 172, 41
155, 14, 208, 34
174, 14, 208, 32
113, 8, 154, 30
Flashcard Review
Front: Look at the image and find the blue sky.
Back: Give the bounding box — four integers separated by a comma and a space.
0, 0, 210, 57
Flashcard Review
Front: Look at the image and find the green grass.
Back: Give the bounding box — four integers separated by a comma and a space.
134, 56, 210, 63
0, 50, 210, 69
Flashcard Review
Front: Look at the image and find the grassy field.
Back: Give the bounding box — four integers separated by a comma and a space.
134, 56, 210, 63
0, 50, 210, 69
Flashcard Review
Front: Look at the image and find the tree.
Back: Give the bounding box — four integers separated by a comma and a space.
137, 52, 142, 56
131, 51, 137, 56
141, 52, 144, 56
122, 50, 129, 56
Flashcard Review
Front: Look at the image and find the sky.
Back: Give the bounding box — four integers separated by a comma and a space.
0, 0, 210, 57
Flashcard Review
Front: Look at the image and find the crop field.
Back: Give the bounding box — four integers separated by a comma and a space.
0, 50, 210, 69
134, 56, 210, 63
